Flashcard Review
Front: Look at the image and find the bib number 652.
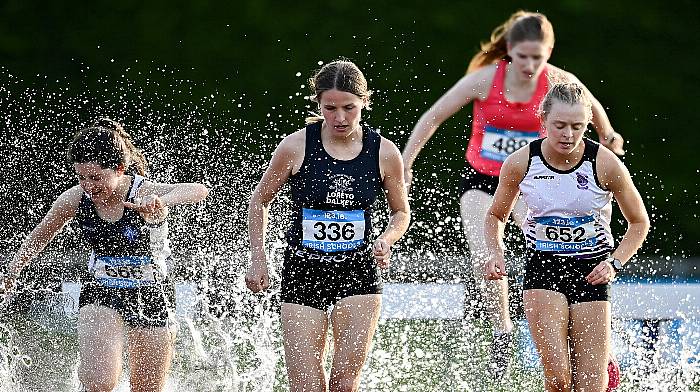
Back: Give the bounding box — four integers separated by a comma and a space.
545, 226, 586, 242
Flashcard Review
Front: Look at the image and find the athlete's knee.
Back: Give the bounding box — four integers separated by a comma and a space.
542, 362, 571, 392
130, 373, 168, 392
287, 363, 325, 391
545, 378, 572, 392
80, 370, 120, 392
572, 369, 606, 390
329, 373, 361, 392
544, 373, 571, 392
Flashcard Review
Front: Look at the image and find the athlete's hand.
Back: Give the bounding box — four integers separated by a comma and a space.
124, 195, 169, 224
484, 255, 507, 280
600, 131, 625, 156
245, 258, 270, 293
586, 260, 616, 285
373, 238, 392, 269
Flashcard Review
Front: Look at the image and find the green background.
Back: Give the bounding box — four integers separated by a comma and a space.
1, 0, 698, 263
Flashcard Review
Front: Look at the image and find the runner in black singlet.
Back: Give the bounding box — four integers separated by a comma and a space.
246, 60, 410, 392
1, 118, 209, 392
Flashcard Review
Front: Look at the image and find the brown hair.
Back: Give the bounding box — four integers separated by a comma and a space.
467, 11, 555, 73
67, 118, 148, 175
306, 60, 372, 124
538, 82, 593, 123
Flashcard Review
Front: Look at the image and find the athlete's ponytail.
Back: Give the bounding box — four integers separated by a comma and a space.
67, 118, 148, 175
467, 11, 555, 73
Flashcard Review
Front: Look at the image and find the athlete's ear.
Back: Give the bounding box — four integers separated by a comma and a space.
115, 163, 126, 175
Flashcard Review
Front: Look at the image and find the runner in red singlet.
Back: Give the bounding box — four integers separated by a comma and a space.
401, 10, 625, 378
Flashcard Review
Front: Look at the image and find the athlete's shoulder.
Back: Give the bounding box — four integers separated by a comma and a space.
469, 62, 499, 78
502, 144, 530, 178
594, 139, 621, 163
462, 64, 498, 95
379, 136, 401, 160
595, 139, 626, 171
53, 185, 83, 215
61, 185, 84, 201
505, 143, 531, 164
277, 128, 307, 154
592, 138, 629, 189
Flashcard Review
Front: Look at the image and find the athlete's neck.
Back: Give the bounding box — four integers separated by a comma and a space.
505, 64, 539, 91
100, 176, 131, 206
320, 123, 363, 161
541, 139, 585, 170
321, 122, 362, 144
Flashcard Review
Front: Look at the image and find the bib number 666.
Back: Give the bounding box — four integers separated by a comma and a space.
104, 265, 144, 279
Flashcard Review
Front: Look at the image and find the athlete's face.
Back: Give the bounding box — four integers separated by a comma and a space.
543, 101, 589, 155
319, 88, 366, 137
74, 162, 124, 203
507, 40, 551, 81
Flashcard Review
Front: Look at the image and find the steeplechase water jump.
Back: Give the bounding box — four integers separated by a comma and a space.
1, 6, 698, 392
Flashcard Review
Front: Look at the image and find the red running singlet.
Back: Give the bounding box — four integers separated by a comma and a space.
466, 59, 550, 176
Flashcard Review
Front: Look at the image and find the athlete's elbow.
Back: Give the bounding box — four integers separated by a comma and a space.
637, 216, 651, 236
196, 184, 210, 201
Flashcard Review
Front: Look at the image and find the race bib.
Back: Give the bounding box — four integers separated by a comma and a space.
533, 216, 598, 253
302, 209, 365, 253
93, 256, 158, 288
480, 126, 539, 162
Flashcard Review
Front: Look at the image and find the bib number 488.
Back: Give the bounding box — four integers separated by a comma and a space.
492, 137, 529, 154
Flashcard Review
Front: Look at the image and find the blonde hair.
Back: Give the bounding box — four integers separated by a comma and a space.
305, 60, 372, 125
67, 118, 147, 175
467, 11, 555, 73
538, 82, 593, 122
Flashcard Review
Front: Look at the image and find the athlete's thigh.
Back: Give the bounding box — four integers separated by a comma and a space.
523, 289, 571, 370
459, 189, 494, 254
77, 305, 125, 387
127, 326, 174, 392
281, 302, 330, 374
569, 300, 610, 391
329, 294, 382, 373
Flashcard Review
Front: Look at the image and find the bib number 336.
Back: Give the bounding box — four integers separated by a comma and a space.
302, 209, 365, 253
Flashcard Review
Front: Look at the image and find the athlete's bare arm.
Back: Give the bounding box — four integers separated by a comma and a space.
246, 130, 306, 292
374, 137, 410, 267
402, 65, 497, 183
2, 186, 81, 292
484, 146, 529, 280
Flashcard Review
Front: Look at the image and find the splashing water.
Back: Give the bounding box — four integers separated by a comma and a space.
0, 62, 699, 391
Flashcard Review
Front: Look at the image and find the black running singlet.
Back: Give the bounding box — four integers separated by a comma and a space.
285, 121, 382, 254
76, 175, 171, 288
